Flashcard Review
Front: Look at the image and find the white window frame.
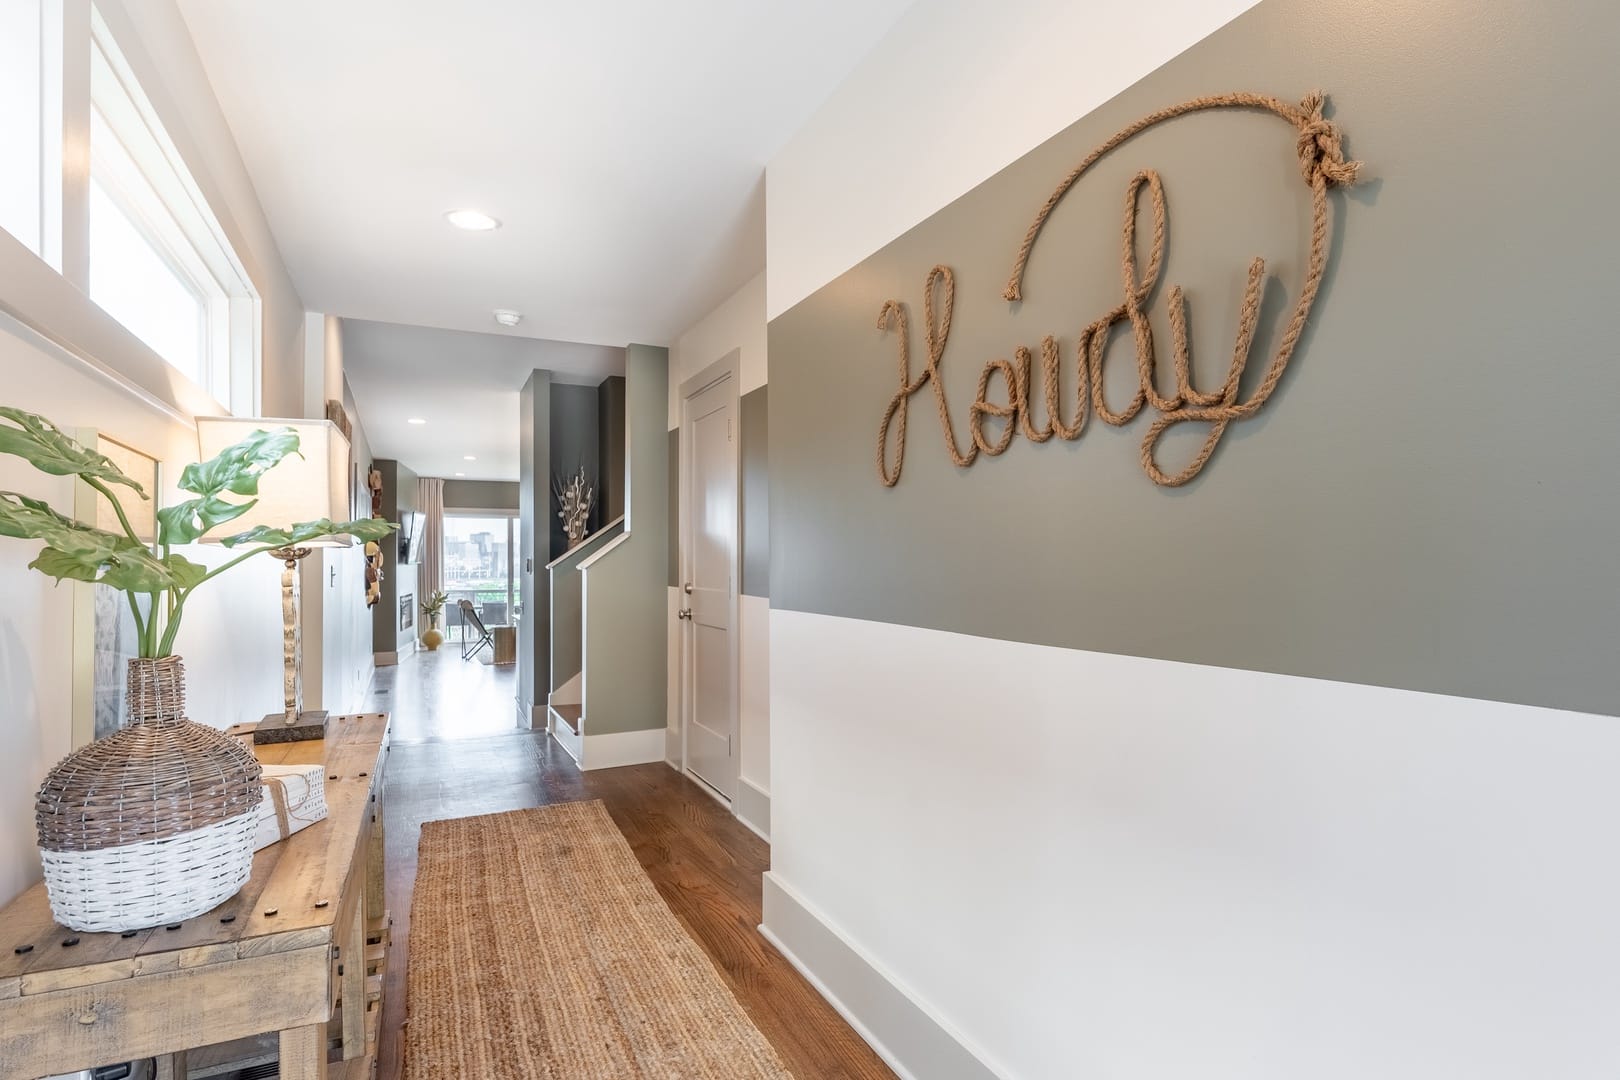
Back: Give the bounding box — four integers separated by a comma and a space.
84, 3, 261, 415
443, 510, 519, 635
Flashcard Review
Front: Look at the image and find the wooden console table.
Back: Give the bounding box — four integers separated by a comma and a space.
0, 712, 391, 1080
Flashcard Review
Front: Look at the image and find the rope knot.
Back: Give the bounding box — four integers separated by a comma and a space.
1296, 91, 1361, 188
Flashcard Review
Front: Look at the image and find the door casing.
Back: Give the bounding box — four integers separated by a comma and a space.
678, 350, 741, 803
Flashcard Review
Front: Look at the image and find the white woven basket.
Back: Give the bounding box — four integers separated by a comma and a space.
39, 809, 260, 933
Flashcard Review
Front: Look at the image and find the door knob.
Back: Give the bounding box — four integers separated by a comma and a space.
678, 608, 692, 620
683, 581, 694, 594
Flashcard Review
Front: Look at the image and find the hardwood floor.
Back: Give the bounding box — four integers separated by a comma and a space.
369, 653, 893, 1080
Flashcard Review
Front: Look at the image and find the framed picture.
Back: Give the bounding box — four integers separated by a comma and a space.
71, 432, 160, 746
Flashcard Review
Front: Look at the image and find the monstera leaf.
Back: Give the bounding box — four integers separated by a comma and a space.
0, 409, 146, 497
0, 410, 399, 658
0, 491, 190, 590
158, 425, 304, 546
156, 494, 258, 546
0, 492, 129, 556
178, 426, 300, 500
219, 516, 398, 549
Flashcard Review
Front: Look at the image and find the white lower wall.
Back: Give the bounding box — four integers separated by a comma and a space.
768, 608, 1620, 1080
665, 585, 683, 764
739, 592, 771, 795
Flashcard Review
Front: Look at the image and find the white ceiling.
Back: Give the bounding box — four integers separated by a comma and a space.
342, 319, 622, 481
175, 0, 916, 347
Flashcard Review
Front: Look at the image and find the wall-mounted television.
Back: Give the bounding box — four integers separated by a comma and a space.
398, 511, 426, 564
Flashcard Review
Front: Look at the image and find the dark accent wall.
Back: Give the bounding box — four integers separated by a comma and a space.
740, 387, 769, 598
517, 371, 551, 719
767, 0, 1620, 717
443, 479, 518, 512
550, 384, 601, 559
370, 459, 418, 654
598, 375, 626, 521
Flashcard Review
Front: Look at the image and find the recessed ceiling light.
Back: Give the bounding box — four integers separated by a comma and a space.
464, 455, 477, 461
455, 472, 465, 477
407, 417, 427, 425
493, 309, 522, 327
446, 209, 500, 231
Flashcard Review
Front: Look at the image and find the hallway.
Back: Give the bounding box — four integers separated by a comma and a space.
367, 651, 892, 1080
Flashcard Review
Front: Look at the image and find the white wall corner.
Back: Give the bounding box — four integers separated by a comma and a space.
735, 775, 771, 841
761, 872, 1006, 1080
581, 726, 667, 771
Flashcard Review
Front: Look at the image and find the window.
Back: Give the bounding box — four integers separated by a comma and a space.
87, 6, 259, 411
0, 0, 58, 261
442, 514, 516, 641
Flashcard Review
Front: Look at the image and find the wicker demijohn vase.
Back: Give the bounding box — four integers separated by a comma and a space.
35, 657, 264, 932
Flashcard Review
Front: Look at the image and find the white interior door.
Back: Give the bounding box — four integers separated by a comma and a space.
682, 374, 737, 800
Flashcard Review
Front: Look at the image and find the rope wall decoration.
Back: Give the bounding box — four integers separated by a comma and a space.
876, 90, 1362, 488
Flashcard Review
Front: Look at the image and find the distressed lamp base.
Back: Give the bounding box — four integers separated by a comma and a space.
254, 710, 330, 744
258, 545, 328, 745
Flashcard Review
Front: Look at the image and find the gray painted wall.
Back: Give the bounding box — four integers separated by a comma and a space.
370, 458, 418, 655
667, 428, 679, 588
767, 0, 1620, 717
517, 371, 552, 719
549, 520, 625, 693
583, 345, 669, 735
443, 478, 518, 512
599, 375, 626, 522
740, 387, 769, 599
550, 383, 602, 559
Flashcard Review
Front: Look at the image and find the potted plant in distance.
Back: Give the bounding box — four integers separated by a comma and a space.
421, 589, 448, 651
0, 408, 394, 932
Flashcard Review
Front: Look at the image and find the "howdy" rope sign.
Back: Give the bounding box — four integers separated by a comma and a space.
876, 91, 1361, 488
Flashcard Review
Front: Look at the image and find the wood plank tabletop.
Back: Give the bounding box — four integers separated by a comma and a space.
0, 712, 389, 1001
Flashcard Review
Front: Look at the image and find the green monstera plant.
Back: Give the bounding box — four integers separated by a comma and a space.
0, 408, 396, 658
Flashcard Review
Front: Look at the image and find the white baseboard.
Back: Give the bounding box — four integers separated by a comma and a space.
581, 726, 667, 771
760, 873, 1004, 1080
548, 712, 583, 763
735, 775, 771, 841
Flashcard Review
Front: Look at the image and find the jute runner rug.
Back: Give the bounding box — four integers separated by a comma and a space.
403, 800, 794, 1079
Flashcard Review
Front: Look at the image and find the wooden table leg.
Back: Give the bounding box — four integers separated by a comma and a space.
280, 1024, 329, 1080
343, 895, 366, 1058
156, 1049, 187, 1080
366, 784, 385, 924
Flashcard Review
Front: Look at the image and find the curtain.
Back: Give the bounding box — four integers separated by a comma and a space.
418, 477, 445, 610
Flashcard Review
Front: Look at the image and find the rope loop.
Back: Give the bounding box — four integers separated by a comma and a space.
1295, 91, 1360, 188
879, 90, 1362, 489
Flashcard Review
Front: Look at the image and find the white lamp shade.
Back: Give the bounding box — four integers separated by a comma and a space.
194, 416, 353, 547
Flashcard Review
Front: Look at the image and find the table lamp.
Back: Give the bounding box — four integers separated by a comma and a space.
196, 416, 352, 744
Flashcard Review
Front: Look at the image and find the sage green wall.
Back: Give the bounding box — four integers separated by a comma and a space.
370, 458, 418, 656
442, 479, 518, 512
517, 371, 551, 721
549, 520, 625, 693
583, 345, 669, 735
740, 387, 769, 599
667, 428, 679, 588
767, 0, 1620, 717
599, 375, 627, 521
